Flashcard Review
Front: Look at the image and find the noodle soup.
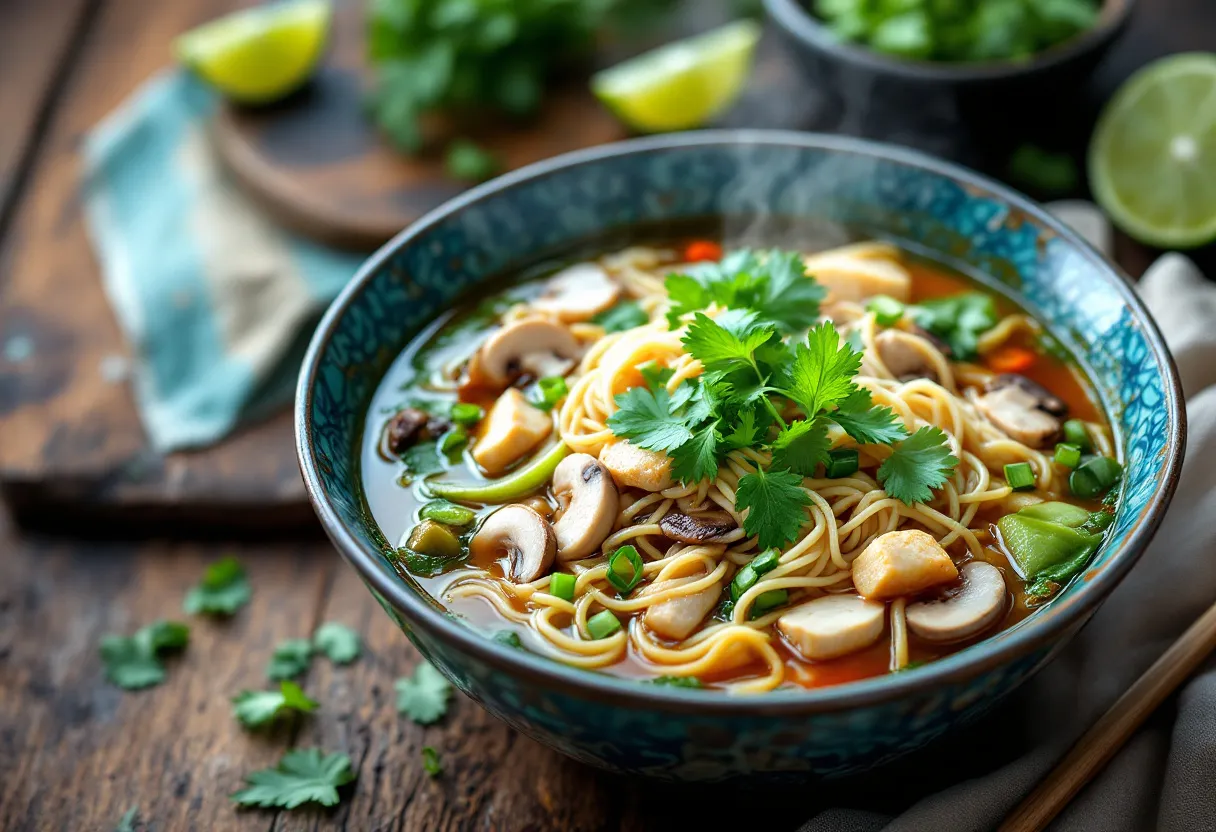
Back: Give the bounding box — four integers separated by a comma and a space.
362, 238, 1119, 693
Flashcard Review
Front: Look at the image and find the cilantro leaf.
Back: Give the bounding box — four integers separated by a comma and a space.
665, 273, 710, 328
751, 249, 825, 332
444, 139, 498, 182
909, 293, 998, 361
114, 807, 139, 832
100, 621, 189, 690
650, 675, 703, 688
771, 417, 831, 476
877, 426, 960, 504
395, 662, 452, 725
735, 467, 812, 549
233, 680, 318, 729
183, 556, 251, 616
723, 407, 761, 450
831, 388, 910, 445
313, 622, 361, 665
681, 313, 774, 377
231, 748, 355, 810
593, 300, 649, 333
402, 441, 445, 479
779, 322, 861, 416
267, 639, 314, 681
670, 420, 721, 484
607, 385, 695, 453
422, 746, 443, 777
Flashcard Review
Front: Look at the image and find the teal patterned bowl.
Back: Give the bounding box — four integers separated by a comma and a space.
295, 132, 1184, 781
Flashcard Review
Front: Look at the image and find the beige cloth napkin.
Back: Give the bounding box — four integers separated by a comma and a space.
802, 211, 1216, 831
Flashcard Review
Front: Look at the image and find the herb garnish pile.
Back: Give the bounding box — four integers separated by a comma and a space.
607, 249, 959, 549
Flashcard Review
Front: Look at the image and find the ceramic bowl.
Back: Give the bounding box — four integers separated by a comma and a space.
295, 131, 1183, 782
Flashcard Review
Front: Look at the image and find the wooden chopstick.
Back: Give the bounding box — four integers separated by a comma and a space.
999, 598, 1216, 831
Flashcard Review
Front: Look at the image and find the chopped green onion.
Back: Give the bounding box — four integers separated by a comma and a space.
825, 448, 860, 478
419, 500, 476, 527
1054, 443, 1082, 469
549, 572, 576, 602
532, 376, 568, 411
450, 402, 484, 426
606, 545, 644, 595
587, 610, 622, 639
1004, 462, 1036, 491
492, 630, 522, 649
750, 589, 788, 618
650, 675, 703, 688
751, 549, 781, 575
1063, 419, 1091, 451
866, 295, 906, 326
1069, 467, 1101, 499
1070, 455, 1122, 499
729, 563, 758, 601
440, 427, 468, 453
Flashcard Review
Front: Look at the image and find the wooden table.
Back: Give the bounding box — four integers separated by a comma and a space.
0, 0, 1209, 830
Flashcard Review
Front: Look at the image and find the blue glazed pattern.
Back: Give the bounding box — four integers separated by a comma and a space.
296, 132, 1183, 781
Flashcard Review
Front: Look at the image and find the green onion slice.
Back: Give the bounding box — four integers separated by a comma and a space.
532, 376, 569, 411
751, 548, 781, 575
866, 295, 906, 326
450, 402, 484, 426
419, 500, 476, 527
1063, 419, 1091, 451
587, 610, 622, 640
1054, 443, 1082, 469
1004, 462, 1036, 491
825, 448, 860, 478
606, 545, 644, 595
729, 563, 759, 601
750, 589, 788, 618
549, 572, 576, 602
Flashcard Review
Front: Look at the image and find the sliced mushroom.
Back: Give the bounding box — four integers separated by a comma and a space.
380, 408, 449, 458
469, 505, 556, 583
852, 529, 959, 601
975, 384, 1063, 449
874, 329, 942, 383
599, 441, 673, 492
642, 575, 723, 640
906, 561, 1007, 643
777, 594, 887, 661
551, 453, 619, 561
658, 511, 738, 544
532, 263, 621, 322
471, 388, 553, 475
474, 319, 581, 387
987, 374, 1068, 418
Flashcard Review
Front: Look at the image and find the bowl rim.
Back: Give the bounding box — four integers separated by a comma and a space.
762, 0, 1137, 84
295, 129, 1185, 715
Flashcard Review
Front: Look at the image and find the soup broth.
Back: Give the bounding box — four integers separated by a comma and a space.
361, 233, 1118, 693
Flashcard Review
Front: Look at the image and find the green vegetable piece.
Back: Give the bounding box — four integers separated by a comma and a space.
1054, 442, 1082, 468
313, 622, 361, 664
267, 638, 313, 680
1081, 509, 1115, 534
866, 294, 906, 325
532, 376, 568, 411
427, 442, 569, 503
1004, 462, 1036, 491
650, 675, 703, 688
549, 572, 576, 602
750, 588, 789, 618
100, 620, 190, 690
1081, 456, 1122, 488
492, 630, 523, 649
1018, 501, 1090, 528
588, 610, 622, 639
183, 555, 251, 616
440, 426, 468, 453
607, 545, 644, 595
825, 447, 860, 478
232, 680, 318, 728
997, 514, 1101, 579
406, 520, 463, 559
450, 402, 484, 426
1063, 419, 1092, 451
751, 548, 781, 575
420, 500, 476, 527
730, 563, 759, 601
445, 139, 499, 182
593, 300, 649, 333
395, 662, 452, 725
230, 748, 355, 809
910, 293, 998, 361
422, 746, 443, 778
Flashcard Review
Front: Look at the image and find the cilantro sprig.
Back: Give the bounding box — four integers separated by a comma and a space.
231, 749, 356, 810
233, 680, 319, 729
608, 248, 961, 548
183, 556, 250, 616
395, 662, 453, 725
100, 621, 190, 690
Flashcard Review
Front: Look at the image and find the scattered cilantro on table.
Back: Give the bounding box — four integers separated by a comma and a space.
183, 556, 251, 616
233, 680, 319, 729
114, 806, 140, 832
395, 662, 452, 725
422, 746, 443, 777
313, 622, 361, 665
100, 621, 190, 690
231, 749, 356, 810
444, 140, 499, 182
267, 639, 314, 681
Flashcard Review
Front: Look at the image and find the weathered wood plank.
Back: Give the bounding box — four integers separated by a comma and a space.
0, 0, 312, 533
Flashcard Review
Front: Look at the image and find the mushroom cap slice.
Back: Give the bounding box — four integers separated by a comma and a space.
599, 441, 673, 492
476, 319, 581, 387
658, 511, 737, 544
533, 263, 621, 322
777, 594, 886, 661
551, 453, 619, 561
874, 329, 942, 383
987, 373, 1068, 418
469, 505, 556, 584
975, 384, 1063, 449
906, 561, 1007, 643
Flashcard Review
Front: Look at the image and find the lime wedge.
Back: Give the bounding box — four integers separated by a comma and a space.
1089, 53, 1216, 249
175, 0, 330, 105
592, 20, 761, 133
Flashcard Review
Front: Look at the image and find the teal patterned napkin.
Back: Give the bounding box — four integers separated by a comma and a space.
82, 71, 364, 451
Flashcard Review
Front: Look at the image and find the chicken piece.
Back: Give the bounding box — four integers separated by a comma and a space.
599, 441, 673, 492
852, 530, 959, 600
975, 384, 1063, 449
642, 575, 723, 640
471, 389, 552, 475
802, 245, 912, 304
777, 594, 886, 660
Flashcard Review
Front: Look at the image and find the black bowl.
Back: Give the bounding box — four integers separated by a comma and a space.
763, 0, 1136, 171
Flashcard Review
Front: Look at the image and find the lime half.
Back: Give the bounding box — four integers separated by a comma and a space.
592, 20, 762, 133
175, 0, 330, 105
1089, 53, 1216, 249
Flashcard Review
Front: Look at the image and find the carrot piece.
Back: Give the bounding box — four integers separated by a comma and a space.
684, 240, 723, 262
986, 345, 1037, 373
